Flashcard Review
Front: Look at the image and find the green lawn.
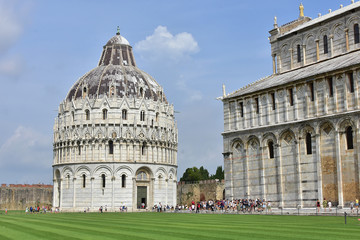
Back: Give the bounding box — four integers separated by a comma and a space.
0, 211, 359, 240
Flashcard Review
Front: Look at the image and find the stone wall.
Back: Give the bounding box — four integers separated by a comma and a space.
177, 180, 225, 205
0, 184, 53, 210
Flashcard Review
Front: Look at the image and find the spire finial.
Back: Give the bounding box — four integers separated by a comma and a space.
299, 3, 304, 18
274, 16, 278, 28
116, 26, 120, 35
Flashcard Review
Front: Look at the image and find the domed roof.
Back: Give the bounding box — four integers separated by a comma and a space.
105, 33, 130, 46
66, 32, 167, 103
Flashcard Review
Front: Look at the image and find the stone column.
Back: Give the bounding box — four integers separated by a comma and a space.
59, 178, 63, 208
272, 54, 276, 74
244, 150, 250, 198
259, 147, 266, 199
302, 45, 306, 65
111, 176, 115, 210
73, 177, 76, 209
335, 130, 344, 207
266, 94, 270, 125
289, 48, 293, 69
344, 73, 348, 111
229, 153, 234, 199
315, 133, 323, 204
275, 92, 279, 124
173, 180, 177, 205
53, 179, 58, 208
132, 178, 136, 210
354, 70, 359, 109
294, 140, 303, 207
316, 39, 320, 61
330, 35, 334, 57
345, 28, 349, 51
294, 86, 298, 120
284, 90, 288, 122
90, 177, 94, 208
275, 144, 284, 207
333, 77, 338, 112
277, 54, 281, 73
150, 178, 155, 208
314, 82, 318, 117
165, 179, 168, 205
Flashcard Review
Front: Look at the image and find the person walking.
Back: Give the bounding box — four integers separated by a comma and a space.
316, 200, 320, 213
322, 198, 327, 212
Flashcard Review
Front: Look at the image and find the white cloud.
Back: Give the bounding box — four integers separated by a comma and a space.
0, 0, 28, 54
0, 56, 24, 77
134, 26, 199, 61
0, 126, 51, 168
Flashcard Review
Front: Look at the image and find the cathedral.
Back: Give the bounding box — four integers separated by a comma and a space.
52, 29, 178, 211
221, 2, 360, 208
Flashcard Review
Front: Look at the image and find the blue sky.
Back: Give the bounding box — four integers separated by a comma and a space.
0, 0, 345, 184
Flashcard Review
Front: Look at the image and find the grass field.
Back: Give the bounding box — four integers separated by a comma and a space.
0, 211, 359, 240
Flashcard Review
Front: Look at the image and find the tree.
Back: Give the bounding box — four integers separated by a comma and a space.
180, 166, 224, 182
210, 166, 224, 180
180, 166, 210, 182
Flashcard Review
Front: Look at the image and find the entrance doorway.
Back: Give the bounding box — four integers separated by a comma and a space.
137, 186, 147, 209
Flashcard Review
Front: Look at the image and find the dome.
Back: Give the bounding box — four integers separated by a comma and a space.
66, 32, 167, 103
105, 33, 130, 46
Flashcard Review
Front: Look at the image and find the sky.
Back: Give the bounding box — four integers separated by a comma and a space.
0, 0, 347, 184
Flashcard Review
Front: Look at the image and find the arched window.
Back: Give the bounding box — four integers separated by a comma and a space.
158, 175, 162, 189
83, 87, 87, 98
137, 171, 147, 181
77, 141, 81, 155
140, 87, 143, 97
101, 174, 106, 188
82, 174, 86, 188
346, 126, 354, 149
85, 110, 90, 120
268, 141, 274, 159
156, 112, 159, 122
323, 35, 328, 54
122, 109, 127, 120
140, 111, 145, 121
297, 44, 301, 63
102, 109, 108, 120
354, 24, 359, 44
306, 133, 312, 155
121, 174, 126, 188
141, 143, 146, 155
71, 111, 75, 122
66, 175, 70, 189
108, 140, 113, 155
327, 77, 333, 97
348, 72, 355, 93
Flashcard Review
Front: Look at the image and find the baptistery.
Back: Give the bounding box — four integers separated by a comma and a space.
53, 30, 178, 211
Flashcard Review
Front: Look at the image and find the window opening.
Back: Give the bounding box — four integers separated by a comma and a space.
122, 109, 127, 120
102, 109, 108, 120
85, 110, 90, 120
346, 126, 354, 149
102, 174, 106, 188
239, 102, 244, 117
109, 140, 113, 155
327, 78, 333, 97
348, 72, 355, 93
268, 141, 274, 159
121, 174, 126, 188
82, 174, 86, 188
306, 133, 312, 155
72, 111, 75, 122
354, 24, 359, 44
323, 35, 328, 54
67, 175, 70, 189
156, 112, 159, 122
77, 141, 81, 155
289, 88, 294, 106
271, 93, 276, 110
297, 44, 301, 63
309, 82, 314, 101
255, 98, 259, 114
142, 143, 146, 155
140, 111, 145, 121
